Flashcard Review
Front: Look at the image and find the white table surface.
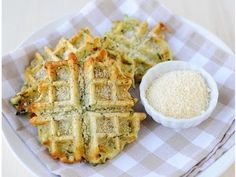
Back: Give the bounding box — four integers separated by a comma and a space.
2, 0, 235, 177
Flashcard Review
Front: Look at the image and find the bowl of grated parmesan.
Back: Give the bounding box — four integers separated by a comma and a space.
140, 61, 218, 129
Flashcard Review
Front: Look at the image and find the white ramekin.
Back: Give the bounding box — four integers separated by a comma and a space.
140, 61, 219, 129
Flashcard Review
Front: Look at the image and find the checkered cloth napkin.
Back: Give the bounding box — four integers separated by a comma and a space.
2, 0, 235, 176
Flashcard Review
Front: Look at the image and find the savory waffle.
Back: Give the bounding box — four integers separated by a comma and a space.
10, 29, 100, 114
104, 17, 172, 81
10, 17, 170, 164
29, 52, 146, 164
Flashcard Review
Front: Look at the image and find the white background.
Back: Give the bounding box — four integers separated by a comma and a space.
2, 0, 235, 176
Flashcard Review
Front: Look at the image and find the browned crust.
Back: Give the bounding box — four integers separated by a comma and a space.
29, 116, 48, 125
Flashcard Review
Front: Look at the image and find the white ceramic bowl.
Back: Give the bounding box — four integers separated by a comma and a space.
140, 61, 219, 129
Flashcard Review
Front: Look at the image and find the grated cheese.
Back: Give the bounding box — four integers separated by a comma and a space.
146, 70, 209, 119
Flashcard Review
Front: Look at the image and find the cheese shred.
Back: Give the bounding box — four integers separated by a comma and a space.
146, 70, 209, 119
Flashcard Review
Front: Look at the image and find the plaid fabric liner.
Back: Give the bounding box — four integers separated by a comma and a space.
2, 0, 235, 177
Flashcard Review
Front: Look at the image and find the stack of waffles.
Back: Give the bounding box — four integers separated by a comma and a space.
10, 17, 172, 164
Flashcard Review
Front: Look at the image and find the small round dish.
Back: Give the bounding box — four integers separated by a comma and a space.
140, 61, 219, 129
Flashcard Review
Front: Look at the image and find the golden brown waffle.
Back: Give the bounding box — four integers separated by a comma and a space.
10, 29, 100, 114
11, 19, 167, 164
29, 52, 146, 164
103, 17, 172, 82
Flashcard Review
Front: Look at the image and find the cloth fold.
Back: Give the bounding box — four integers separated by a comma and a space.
183, 120, 235, 176
2, 0, 235, 176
